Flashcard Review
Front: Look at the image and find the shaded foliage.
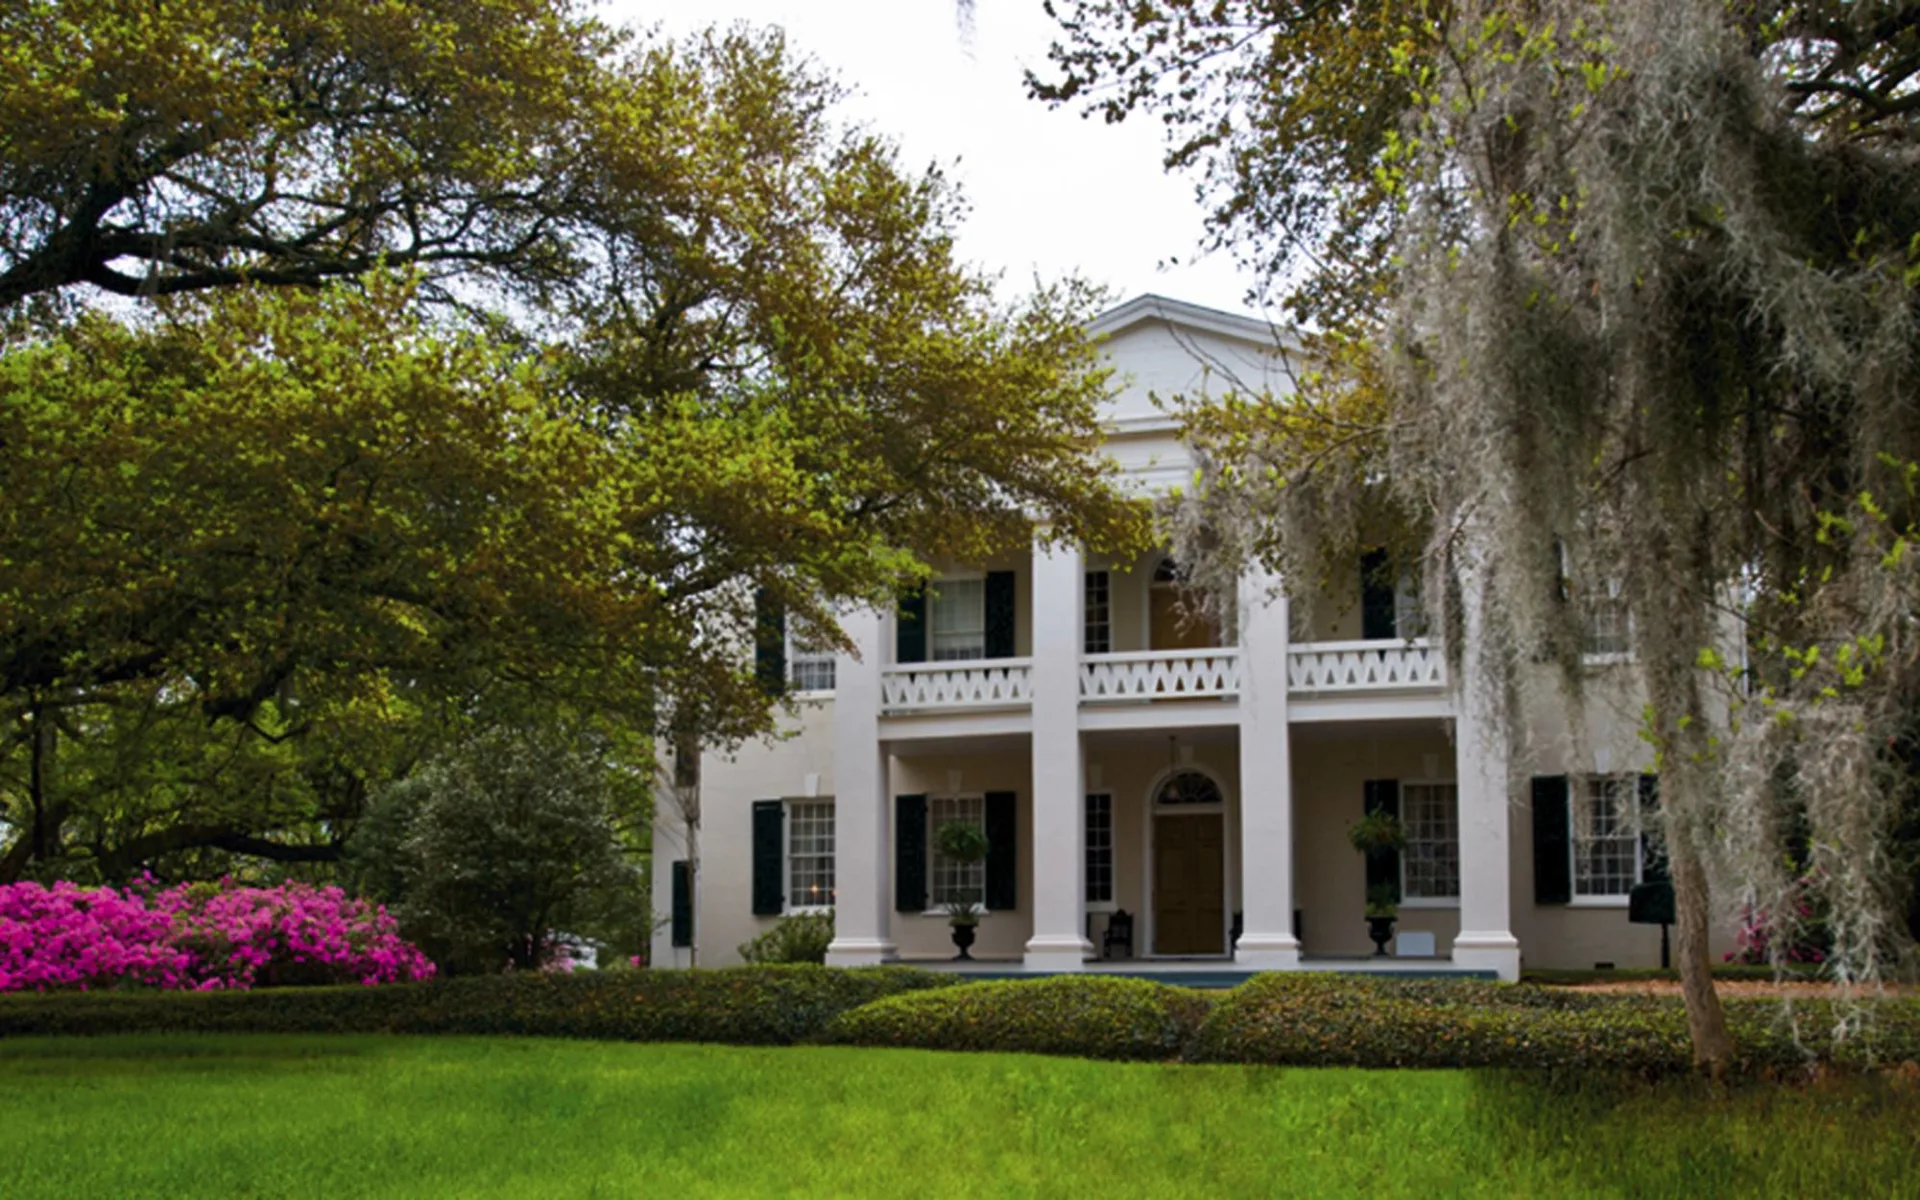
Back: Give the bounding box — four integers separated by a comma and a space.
0, 12, 1150, 883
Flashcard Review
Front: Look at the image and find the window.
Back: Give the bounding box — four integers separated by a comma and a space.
1582, 581, 1631, 657
930, 578, 986, 661
1573, 776, 1640, 897
787, 620, 836, 693
1084, 571, 1112, 655
1400, 783, 1459, 899
782, 612, 835, 693
1557, 541, 1631, 657
1154, 770, 1223, 807
929, 795, 986, 905
1085, 793, 1114, 905
786, 800, 835, 910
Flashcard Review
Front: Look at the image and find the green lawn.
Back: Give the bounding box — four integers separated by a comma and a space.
2, 1036, 1915, 1198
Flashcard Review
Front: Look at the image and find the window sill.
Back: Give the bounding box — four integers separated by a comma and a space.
1581, 652, 1634, 668
787, 689, 835, 701
783, 905, 834, 917
921, 909, 999, 918
1397, 897, 1460, 910
1085, 901, 1118, 915
1566, 895, 1631, 909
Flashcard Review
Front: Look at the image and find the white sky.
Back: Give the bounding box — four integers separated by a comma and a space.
604, 0, 1264, 320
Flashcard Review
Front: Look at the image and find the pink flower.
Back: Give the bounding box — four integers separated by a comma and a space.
0, 880, 434, 993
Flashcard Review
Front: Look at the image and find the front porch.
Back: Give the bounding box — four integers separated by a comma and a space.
901, 958, 1499, 988
823, 538, 1523, 981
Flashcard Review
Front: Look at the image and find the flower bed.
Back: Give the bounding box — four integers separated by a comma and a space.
0, 879, 434, 992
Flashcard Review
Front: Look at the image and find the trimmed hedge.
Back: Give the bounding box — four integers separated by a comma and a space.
1188, 974, 1920, 1075
822, 975, 1214, 1061
8, 966, 1915, 1077
0, 965, 956, 1046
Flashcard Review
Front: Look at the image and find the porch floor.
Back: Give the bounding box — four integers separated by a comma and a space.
896, 956, 1496, 988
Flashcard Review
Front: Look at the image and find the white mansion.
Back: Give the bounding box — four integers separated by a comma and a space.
651, 294, 1714, 980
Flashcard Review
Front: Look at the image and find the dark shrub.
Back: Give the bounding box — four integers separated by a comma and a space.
1188, 974, 1920, 1075
0, 965, 956, 1046
738, 912, 835, 965
822, 975, 1213, 1061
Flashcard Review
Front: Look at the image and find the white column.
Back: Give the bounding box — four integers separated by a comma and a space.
825, 605, 895, 966
1450, 559, 1522, 981
1235, 565, 1302, 969
1025, 535, 1091, 970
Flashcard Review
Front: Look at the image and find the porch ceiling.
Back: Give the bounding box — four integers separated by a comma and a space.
1289, 716, 1452, 745
885, 732, 1031, 758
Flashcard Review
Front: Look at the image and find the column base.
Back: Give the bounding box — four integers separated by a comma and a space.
1450, 932, 1521, 982
1023, 935, 1093, 972
824, 938, 897, 968
1233, 934, 1302, 971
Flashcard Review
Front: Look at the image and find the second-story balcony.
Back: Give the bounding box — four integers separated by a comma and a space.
875, 639, 1447, 718
880, 658, 1033, 713
1080, 649, 1241, 702
1286, 638, 1445, 694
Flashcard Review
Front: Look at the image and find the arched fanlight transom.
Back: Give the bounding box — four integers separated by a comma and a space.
1155, 769, 1223, 807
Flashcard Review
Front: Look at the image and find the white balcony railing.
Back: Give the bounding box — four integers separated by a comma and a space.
1286, 639, 1445, 694
1080, 649, 1242, 702
880, 659, 1033, 713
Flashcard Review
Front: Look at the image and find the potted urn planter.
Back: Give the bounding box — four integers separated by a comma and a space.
1347, 810, 1408, 957
944, 900, 983, 960
1364, 884, 1400, 957
934, 819, 992, 961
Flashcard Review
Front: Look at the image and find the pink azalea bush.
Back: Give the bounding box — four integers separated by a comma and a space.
0, 878, 435, 992
1725, 876, 1832, 966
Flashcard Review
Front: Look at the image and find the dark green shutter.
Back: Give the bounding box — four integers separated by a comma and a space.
751, 800, 784, 915
1363, 779, 1401, 902
896, 587, 926, 664
1361, 549, 1397, 640
984, 571, 1017, 659
984, 791, 1017, 911
670, 860, 693, 947
1532, 775, 1573, 904
1084, 571, 1112, 654
895, 794, 928, 912
753, 589, 786, 697
1639, 774, 1668, 882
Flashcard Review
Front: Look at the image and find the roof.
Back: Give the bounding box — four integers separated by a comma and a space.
1086, 293, 1297, 348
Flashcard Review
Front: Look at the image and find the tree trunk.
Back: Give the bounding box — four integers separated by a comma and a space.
1670, 824, 1733, 1074
27, 698, 56, 864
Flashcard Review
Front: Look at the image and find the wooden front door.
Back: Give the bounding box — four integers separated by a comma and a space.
1154, 813, 1225, 955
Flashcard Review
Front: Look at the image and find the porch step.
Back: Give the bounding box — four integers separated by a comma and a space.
912, 963, 1499, 989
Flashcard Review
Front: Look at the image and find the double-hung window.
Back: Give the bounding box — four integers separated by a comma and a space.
1582, 581, 1632, 657
930, 578, 986, 661
1573, 776, 1640, 898
1085, 793, 1114, 906
787, 619, 836, 694
928, 795, 986, 905
786, 800, 835, 910
1400, 783, 1459, 900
